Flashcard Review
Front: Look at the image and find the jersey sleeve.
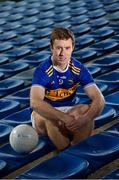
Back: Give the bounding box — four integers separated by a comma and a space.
32, 67, 49, 87
80, 65, 94, 88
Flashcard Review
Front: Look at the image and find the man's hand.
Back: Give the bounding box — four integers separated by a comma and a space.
65, 104, 91, 132
65, 114, 89, 132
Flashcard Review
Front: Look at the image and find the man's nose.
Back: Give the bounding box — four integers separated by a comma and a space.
59, 48, 64, 55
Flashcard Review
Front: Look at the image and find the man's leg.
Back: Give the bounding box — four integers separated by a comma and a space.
68, 104, 94, 145
72, 120, 94, 144
32, 111, 70, 151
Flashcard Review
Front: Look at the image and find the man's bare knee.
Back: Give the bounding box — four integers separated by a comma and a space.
32, 112, 47, 135
68, 104, 90, 117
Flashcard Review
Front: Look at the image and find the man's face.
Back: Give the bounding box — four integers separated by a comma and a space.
51, 38, 74, 66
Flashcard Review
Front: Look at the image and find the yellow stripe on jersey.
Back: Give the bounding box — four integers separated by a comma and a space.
71, 65, 80, 73
69, 62, 80, 75
48, 72, 53, 77
45, 65, 53, 77
72, 69, 80, 75
45, 65, 53, 73
47, 69, 53, 75
45, 83, 79, 101
69, 62, 80, 71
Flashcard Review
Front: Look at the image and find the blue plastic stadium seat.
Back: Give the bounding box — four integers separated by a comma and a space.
105, 91, 119, 107
54, 21, 71, 29
0, 20, 5, 28
25, 2, 40, 9
75, 35, 95, 49
73, 48, 97, 63
32, 27, 52, 39
105, 91, 119, 117
35, 19, 54, 28
0, 72, 4, 80
102, 0, 118, 5
0, 124, 13, 145
7, 47, 31, 59
65, 132, 119, 175
0, 54, 9, 65
14, 0, 26, 6
108, 11, 119, 21
112, 34, 119, 42
71, 15, 89, 26
71, 7, 87, 16
86, 64, 101, 77
0, 31, 17, 41
0, 99, 20, 120
11, 35, 33, 46
28, 39, 50, 52
38, 0, 54, 4
54, 6, 70, 14
15, 152, 89, 179
96, 70, 119, 92
102, 168, 119, 179
23, 9, 39, 16
1, 107, 31, 127
105, 122, 119, 137
10, 7, 25, 14
2, 22, 21, 31
0, 0, 14, 9
10, 68, 34, 86
105, 3, 119, 13
6, 87, 30, 108
70, 1, 86, 8
90, 18, 109, 29
54, 0, 69, 6
0, 42, 13, 53
0, 61, 29, 78
16, 25, 36, 34
0, 12, 9, 18
91, 39, 118, 56
7, 14, 23, 22
0, 24, 2, 30
0, 160, 7, 176
0, 79, 24, 97
72, 24, 91, 36
39, 3, 54, 11
39, 11, 54, 19
0, 136, 55, 178
95, 105, 116, 128
92, 27, 114, 41
22, 51, 50, 67
91, 54, 119, 73
86, 2, 104, 10
20, 17, 38, 26
88, 9, 106, 19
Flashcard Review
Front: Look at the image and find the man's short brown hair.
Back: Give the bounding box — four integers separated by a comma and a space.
50, 27, 75, 48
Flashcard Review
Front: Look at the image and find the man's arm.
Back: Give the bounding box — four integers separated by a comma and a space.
30, 85, 74, 125
84, 84, 105, 120
65, 84, 105, 132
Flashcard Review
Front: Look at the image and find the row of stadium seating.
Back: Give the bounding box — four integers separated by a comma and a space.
0, 0, 119, 179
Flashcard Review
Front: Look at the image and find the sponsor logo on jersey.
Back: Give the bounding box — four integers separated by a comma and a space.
45, 83, 79, 101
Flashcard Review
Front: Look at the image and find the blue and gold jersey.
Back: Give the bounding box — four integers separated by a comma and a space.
32, 56, 94, 107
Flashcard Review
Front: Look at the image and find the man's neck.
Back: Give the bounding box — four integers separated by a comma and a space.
51, 57, 70, 71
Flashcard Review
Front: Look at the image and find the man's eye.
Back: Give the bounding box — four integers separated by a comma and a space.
56, 47, 61, 50
66, 47, 70, 50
